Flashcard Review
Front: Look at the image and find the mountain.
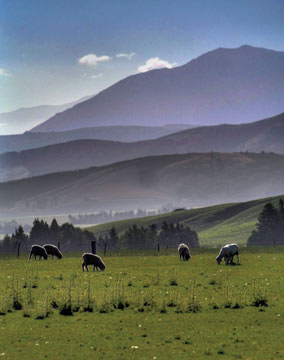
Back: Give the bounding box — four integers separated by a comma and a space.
88, 194, 284, 246
0, 95, 93, 135
1, 112, 284, 182
32, 45, 284, 132
1, 152, 284, 217
0, 125, 196, 154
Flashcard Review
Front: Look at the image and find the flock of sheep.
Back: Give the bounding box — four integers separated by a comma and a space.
28, 242, 239, 271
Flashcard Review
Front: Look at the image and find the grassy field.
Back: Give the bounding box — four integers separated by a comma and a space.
88, 195, 284, 246
0, 249, 284, 359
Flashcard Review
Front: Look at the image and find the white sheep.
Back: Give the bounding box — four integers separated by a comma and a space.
82, 253, 106, 272
178, 243, 191, 261
216, 243, 239, 265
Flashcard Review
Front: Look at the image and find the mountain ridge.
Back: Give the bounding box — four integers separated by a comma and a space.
32, 45, 284, 132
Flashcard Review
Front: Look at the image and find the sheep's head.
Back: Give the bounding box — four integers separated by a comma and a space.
216, 256, 221, 265
57, 252, 63, 259
185, 253, 190, 261
99, 262, 106, 271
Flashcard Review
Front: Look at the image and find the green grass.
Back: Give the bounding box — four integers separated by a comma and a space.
88, 194, 284, 246
0, 250, 284, 359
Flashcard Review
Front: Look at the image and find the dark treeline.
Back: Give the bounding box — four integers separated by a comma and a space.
0, 218, 95, 254
98, 222, 200, 250
0, 218, 199, 254
68, 205, 176, 225
247, 199, 284, 246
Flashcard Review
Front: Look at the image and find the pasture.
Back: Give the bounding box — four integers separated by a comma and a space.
0, 249, 284, 359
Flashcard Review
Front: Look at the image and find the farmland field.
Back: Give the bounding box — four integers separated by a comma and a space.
0, 249, 284, 359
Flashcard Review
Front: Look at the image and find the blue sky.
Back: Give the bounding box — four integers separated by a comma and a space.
1, 0, 284, 112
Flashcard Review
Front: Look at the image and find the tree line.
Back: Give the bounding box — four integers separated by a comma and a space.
247, 199, 284, 246
0, 218, 199, 254
0, 218, 95, 254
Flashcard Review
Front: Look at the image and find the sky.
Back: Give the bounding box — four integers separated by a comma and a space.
1, 0, 284, 113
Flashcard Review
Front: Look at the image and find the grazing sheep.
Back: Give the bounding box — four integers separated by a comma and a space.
178, 243, 191, 261
82, 253, 106, 272
28, 245, 48, 260
216, 243, 239, 265
43, 244, 63, 259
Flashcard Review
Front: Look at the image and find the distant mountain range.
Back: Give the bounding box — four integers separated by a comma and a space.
1, 152, 284, 217
32, 45, 284, 132
0, 124, 196, 154
1, 112, 284, 182
0, 95, 93, 135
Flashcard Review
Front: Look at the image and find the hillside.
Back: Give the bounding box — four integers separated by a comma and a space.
0, 125, 196, 154
0, 95, 93, 135
88, 195, 284, 247
1, 112, 284, 181
1, 152, 284, 217
32, 45, 284, 132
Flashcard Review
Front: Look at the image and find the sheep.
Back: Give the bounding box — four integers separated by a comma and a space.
43, 244, 63, 259
216, 243, 239, 265
28, 245, 48, 260
82, 253, 106, 272
178, 243, 191, 261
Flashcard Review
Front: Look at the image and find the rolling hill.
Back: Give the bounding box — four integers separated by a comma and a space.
0, 95, 93, 135
88, 195, 284, 247
1, 112, 284, 182
32, 45, 284, 132
1, 152, 284, 218
0, 125, 196, 154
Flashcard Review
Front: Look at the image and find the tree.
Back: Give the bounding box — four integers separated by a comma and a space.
247, 201, 282, 246
109, 227, 119, 249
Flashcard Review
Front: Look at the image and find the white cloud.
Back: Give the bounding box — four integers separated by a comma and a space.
116, 52, 136, 60
78, 54, 111, 67
0, 68, 9, 77
91, 73, 103, 79
137, 57, 177, 73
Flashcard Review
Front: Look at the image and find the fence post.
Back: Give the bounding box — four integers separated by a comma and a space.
157, 243, 160, 253
57, 242, 61, 250
17, 242, 21, 258
91, 240, 96, 254
104, 242, 107, 256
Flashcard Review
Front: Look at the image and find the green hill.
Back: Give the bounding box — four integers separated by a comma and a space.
88, 195, 284, 246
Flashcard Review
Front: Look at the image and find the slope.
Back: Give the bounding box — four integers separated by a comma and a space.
1, 112, 284, 182
0, 95, 93, 135
1, 152, 284, 218
88, 195, 284, 247
32, 45, 284, 132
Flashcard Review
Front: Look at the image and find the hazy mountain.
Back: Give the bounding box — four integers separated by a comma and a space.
0, 125, 196, 154
1, 112, 284, 182
1, 152, 284, 217
32, 45, 284, 132
0, 95, 93, 135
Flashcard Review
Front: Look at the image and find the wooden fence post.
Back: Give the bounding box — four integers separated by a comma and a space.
57, 242, 61, 250
157, 243, 160, 253
91, 240, 96, 254
17, 242, 21, 258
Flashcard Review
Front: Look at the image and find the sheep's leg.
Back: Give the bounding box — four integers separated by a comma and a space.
236, 253, 240, 265
82, 262, 85, 272
86, 265, 89, 272
28, 251, 32, 260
